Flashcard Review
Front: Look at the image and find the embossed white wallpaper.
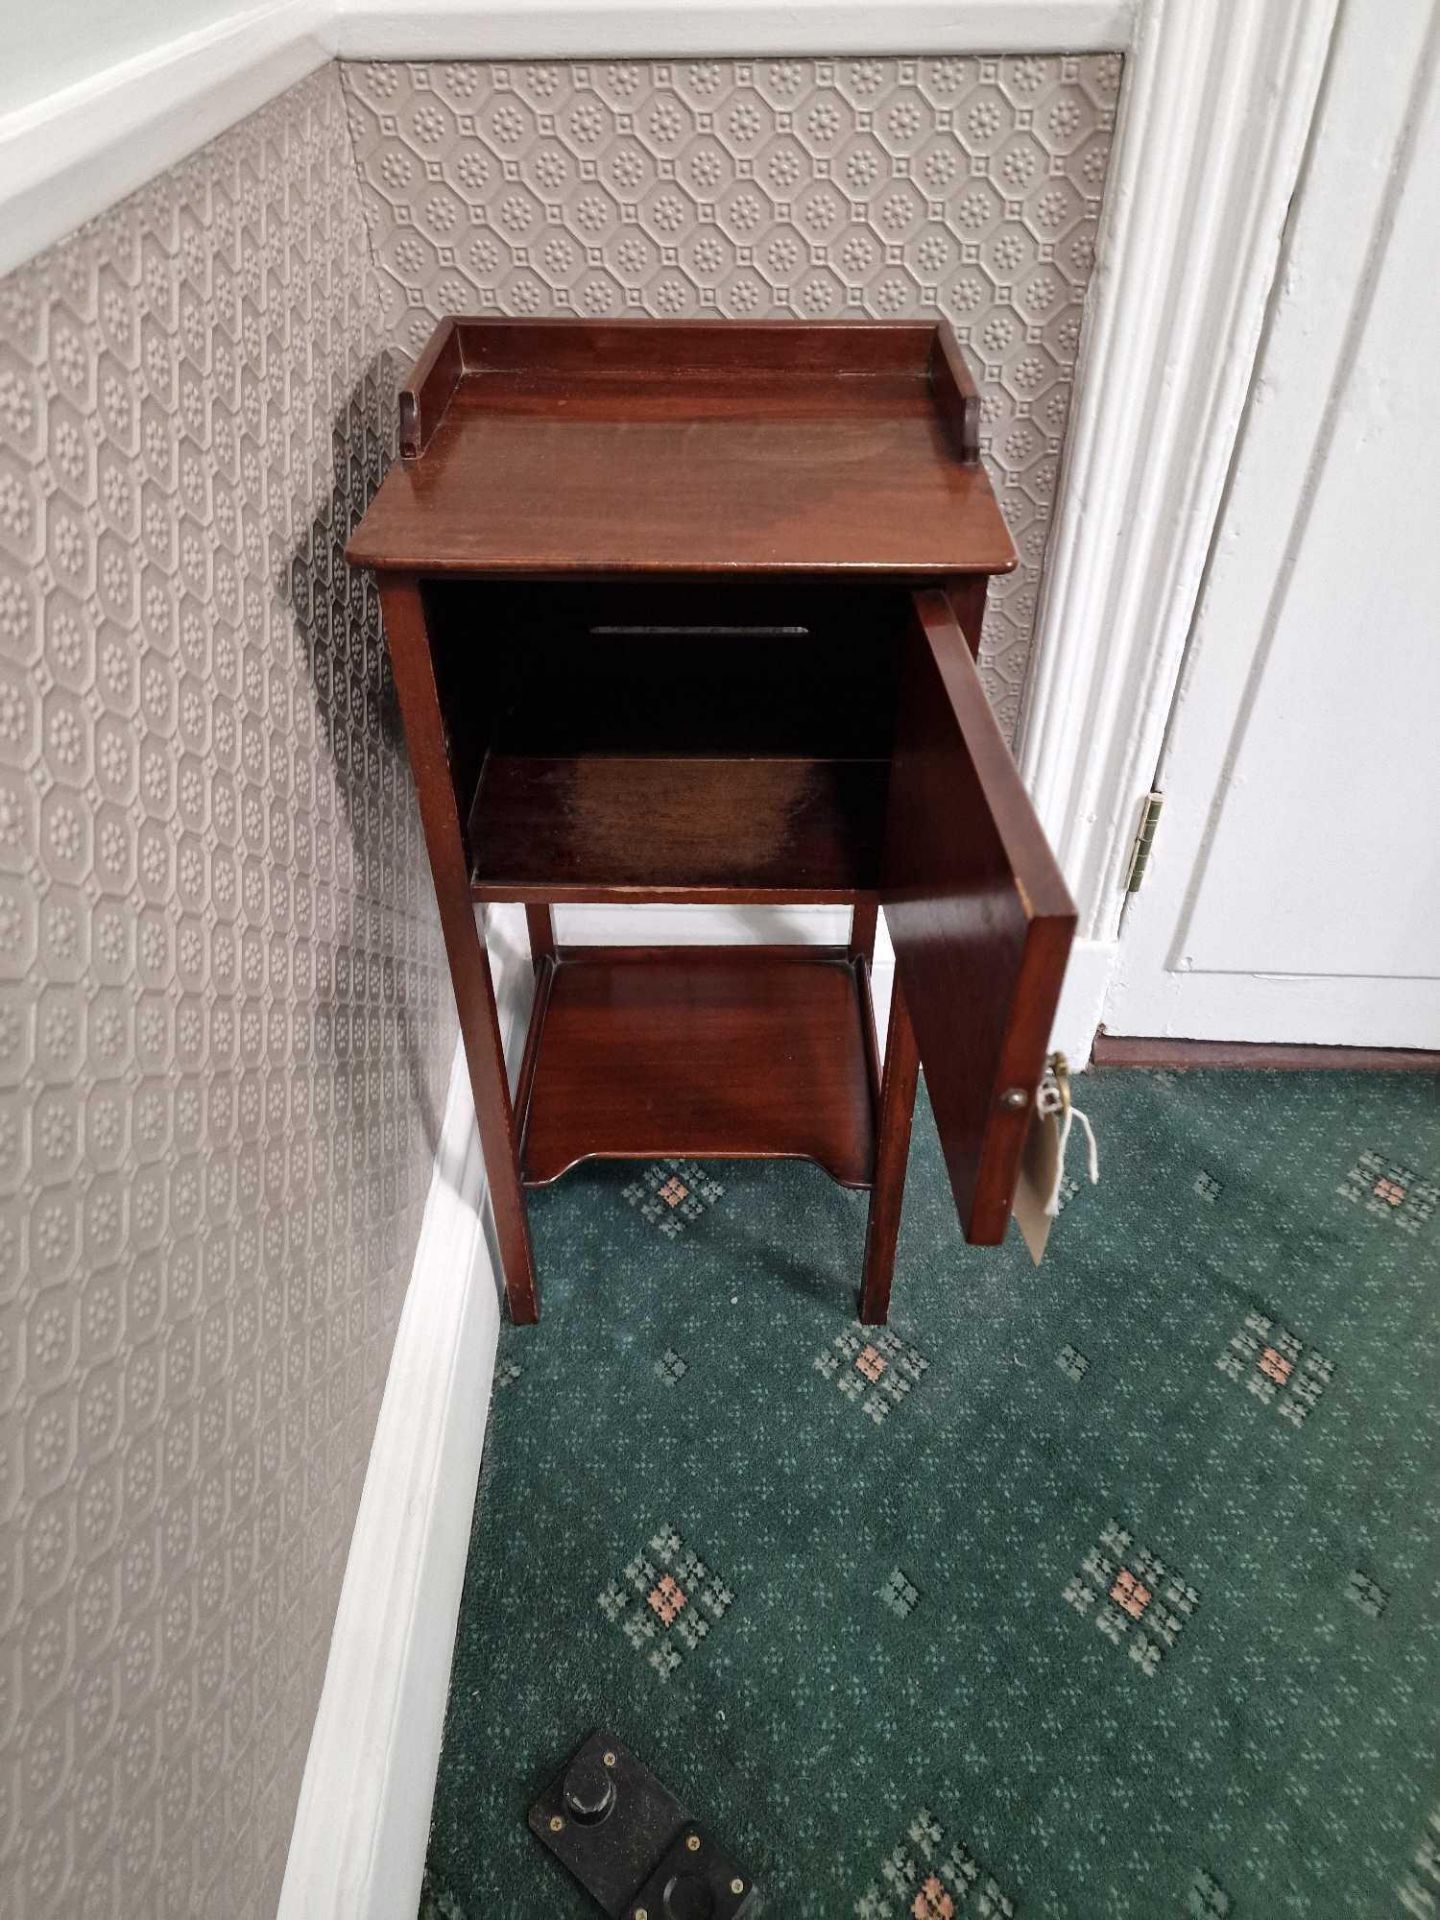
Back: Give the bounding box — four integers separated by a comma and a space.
342, 54, 1119, 728
0, 48, 1116, 1920
0, 66, 451, 1919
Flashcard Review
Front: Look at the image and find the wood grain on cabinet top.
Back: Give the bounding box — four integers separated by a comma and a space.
346, 317, 1016, 577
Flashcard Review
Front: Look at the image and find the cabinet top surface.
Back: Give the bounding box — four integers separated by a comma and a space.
345, 318, 1016, 578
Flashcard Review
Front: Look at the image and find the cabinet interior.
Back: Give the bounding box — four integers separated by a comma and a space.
424, 578, 913, 901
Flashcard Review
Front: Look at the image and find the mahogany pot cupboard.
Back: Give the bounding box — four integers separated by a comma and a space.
346, 318, 1075, 1325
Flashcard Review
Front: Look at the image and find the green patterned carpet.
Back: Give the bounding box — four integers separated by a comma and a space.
422, 1068, 1440, 1918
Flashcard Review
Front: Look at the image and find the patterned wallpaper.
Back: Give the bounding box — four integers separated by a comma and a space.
341, 54, 1120, 728
0, 66, 451, 1919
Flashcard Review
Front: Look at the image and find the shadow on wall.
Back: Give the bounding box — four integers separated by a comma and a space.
286, 350, 448, 1166
284, 349, 548, 1309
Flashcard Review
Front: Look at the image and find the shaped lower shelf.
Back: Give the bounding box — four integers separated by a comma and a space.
517, 945, 878, 1188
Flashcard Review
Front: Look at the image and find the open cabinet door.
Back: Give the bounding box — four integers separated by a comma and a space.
882, 590, 1076, 1242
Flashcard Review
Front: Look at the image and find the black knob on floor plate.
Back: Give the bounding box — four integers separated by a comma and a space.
661, 1870, 714, 1920
561, 1751, 616, 1825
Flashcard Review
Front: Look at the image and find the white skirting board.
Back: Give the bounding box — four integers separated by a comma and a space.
1050, 938, 1116, 1068
276, 1039, 500, 1920
278, 908, 534, 1920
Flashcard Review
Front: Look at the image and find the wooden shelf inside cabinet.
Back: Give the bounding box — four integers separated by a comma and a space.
467, 754, 890, 904
516, 947, 879, 1188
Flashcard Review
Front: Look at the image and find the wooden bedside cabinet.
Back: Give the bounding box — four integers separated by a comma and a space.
346, 317, 1075, 1326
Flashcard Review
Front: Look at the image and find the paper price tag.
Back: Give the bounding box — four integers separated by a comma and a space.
1014, 1081, 1064, 1265
1011, 1054, 1098, 1264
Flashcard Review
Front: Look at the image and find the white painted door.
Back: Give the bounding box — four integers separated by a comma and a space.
1103, 0, 1440, 1048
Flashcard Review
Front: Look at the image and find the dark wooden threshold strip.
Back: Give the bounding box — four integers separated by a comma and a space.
1092, 1032, 1440, 1072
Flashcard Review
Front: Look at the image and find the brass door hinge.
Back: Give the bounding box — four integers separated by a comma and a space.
1125, 791, 1163, 893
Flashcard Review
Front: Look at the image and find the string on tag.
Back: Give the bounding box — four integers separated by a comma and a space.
1036, 1053, 1099, 1218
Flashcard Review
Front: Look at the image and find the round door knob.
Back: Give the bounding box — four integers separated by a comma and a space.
561, 1752, 615, 1825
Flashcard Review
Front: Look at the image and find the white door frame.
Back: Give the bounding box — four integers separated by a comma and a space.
1015, 0, 1341, 1043
1102, 0, 1440, 1047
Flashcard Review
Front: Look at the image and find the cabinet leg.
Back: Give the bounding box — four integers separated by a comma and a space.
525, 904, 555, 971
947, 574, 989, 657
379, 575, 540, 1324
849, 902, 877, 963
859, 975, 919, 1325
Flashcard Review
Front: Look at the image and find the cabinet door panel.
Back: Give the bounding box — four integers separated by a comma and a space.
882, 589, 1075, 1241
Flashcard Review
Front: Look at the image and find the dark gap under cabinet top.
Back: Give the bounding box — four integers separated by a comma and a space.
345, 317, 1017, 578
